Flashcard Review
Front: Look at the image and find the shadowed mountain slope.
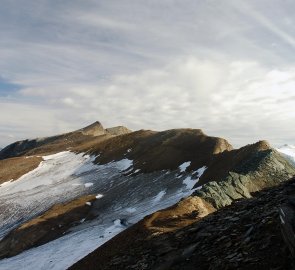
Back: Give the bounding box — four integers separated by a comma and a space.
69, 178, 295, 270
68, 141, 295, 270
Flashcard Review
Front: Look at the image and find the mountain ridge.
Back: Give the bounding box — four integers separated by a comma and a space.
0, 121, 132, 160
0, 122, 294, 269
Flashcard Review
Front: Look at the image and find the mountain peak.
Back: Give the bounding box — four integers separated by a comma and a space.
252, 140, 271, 151
79, 121, 106, 136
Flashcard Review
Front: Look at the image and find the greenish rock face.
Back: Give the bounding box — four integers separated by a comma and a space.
194, 149, 295, 209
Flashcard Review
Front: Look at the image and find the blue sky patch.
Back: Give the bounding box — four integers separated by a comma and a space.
0, 78, 21, 96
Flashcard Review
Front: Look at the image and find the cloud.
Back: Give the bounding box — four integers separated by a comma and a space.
0, 0, 295, 147
230, 0, 295, 49
4, 56, 294, 148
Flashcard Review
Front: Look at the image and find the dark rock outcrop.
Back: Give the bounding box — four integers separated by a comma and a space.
280, 184, 295, 262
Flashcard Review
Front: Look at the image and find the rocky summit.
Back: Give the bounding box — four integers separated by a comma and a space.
0, 122, 294, 270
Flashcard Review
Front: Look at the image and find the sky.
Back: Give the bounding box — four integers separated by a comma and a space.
0, 0, 295, 148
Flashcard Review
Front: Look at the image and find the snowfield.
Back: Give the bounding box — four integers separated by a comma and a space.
0, 151, 204, 270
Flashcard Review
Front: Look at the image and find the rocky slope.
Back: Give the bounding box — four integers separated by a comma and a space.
195, 141, 295, 208
68, 139, 295, 270
70, 178, 295, 270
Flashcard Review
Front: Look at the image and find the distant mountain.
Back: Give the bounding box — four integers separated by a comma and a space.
0, 122, 294, 270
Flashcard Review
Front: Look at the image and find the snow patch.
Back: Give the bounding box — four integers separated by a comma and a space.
183, 176, 196, 190
126, 207, 136, 213
84, 183, 93, 188
0, 151, 98, 194
183, 166, 207, 190
42, 151, 69, 161
114, 159, 133, 171
85, 202, 91, 206
113, 219, 122, 226
95, 194, 103, 199
153, 190, 166, 203
179, 161, 191, 172
195, 166, 207, 178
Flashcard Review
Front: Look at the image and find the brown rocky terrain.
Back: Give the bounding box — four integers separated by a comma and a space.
90, 128, 233, 173
0, 156, 42, 184
69, 178, 295, 270
0, 122, 234, 175
0, 123, 233, 176
140, 196, 215, 234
